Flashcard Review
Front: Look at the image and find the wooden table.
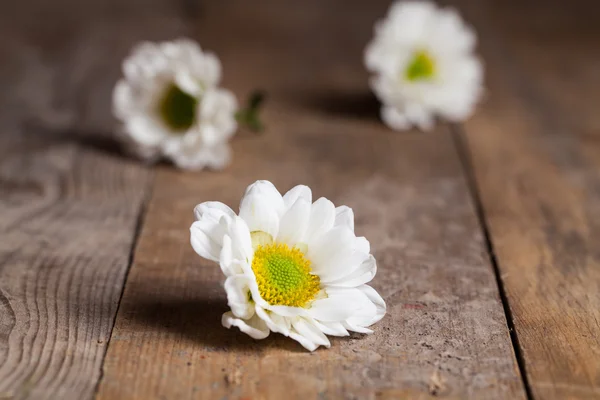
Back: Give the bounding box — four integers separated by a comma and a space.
1, 0, 599, 399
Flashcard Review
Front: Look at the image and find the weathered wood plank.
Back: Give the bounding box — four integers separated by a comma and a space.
0, 1, 186, 398
460, 0, 600, 398
0, 138, 152, 400
96, 2, 525, 399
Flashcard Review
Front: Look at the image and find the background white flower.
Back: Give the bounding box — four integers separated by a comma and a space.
113, 38, 238, 170
190, 180, 386, 351
365, 1, 483, 131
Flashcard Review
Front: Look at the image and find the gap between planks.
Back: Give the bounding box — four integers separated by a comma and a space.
451, 126, 534, 400
92, 174, 156, 399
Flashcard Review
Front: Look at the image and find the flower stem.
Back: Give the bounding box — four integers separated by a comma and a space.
236, 90, 267, 133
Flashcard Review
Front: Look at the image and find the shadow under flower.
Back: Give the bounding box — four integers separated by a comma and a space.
125, 295, 310, 353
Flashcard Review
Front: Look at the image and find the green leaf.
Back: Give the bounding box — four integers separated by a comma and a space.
236, 89, 267, 133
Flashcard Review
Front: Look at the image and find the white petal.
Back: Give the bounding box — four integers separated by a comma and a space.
358, 284, 387, 323
250, 231, 274, 248
271, 313, 292, 335
112, 80, 138, 120
190, 221, 217, 260
185, 48, 222, 89
334, 206, 355, 232
190, 219, 228, 262
240, 180, 285, 215
322, 251, 370, 284
304, 197, 336, 240
244, 270, 270, 308
239, 181, 284, 237
291, 318, 330, 349
198, 52, 222, 88
125, 116, 166, 147
167, 134, 233, 171
276, 198, 311, 246
227, 216, 253, 262
405, 104, 435, 131
174, 68, 202, 97
312, 320, 349, 337
327, 254, 377, 288
386, 2, 437, 42
255, 305, 291, 335
162, 38, 201, 61
283, 185, 312, 210
161, 94, 237, 171
161, 39, 222, 89
355, 236, 371, 254
288, 330, 319, 352
199, 89, 238, 144
295, 242, 308, 254
194, 201, 235, 222
220, 234, 232, 269
308, 288, 363, 322
123, 41, 168, 83
345, 285, 387, 329
342, 321, 373, 334
307, 226, 363, 281
205, 143, 232, 170
189, 201, 234, 262
198, 121, 223, 149
224, 275, 254, 319
219, 234, 243, 276
222, 312, 270, 340
429, 8, 476, 55
240, 204, 279, 239
266, 304, 308, 318
364, 40, 383, 73
200, 142, 232, 171
381, 106, 411, 131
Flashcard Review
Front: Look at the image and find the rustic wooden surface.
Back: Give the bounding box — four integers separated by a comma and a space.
460, 0, 600, 399
0, 0, 598, 399
95, 2, 523, 399
0, 1, 169, 399
0, 137, 152, 400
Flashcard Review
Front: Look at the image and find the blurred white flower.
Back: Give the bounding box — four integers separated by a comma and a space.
365, 1, 483, 131
190, 180, 386, 351
113, 39, 238, 170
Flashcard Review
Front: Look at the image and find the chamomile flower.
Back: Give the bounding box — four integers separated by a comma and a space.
190, 180, 386, 351
113, 39, 238, 170
365, 1, 483, 131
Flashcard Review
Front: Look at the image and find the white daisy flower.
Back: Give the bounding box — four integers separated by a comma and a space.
365, 1, 483, 131
113, 38, 238, 170
190, 180, 386, 351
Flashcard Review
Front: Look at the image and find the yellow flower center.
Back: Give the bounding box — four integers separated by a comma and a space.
405, 50, 436, 82
158, 84, 198, 132
251, 243, 321, 307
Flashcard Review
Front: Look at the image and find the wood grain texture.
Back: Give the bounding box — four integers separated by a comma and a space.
0, 137, 152, 400
0, 1, 186, 398
96, 2, 525, 399
460, 0, 600, 398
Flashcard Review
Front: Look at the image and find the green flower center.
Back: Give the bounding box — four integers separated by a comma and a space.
158, 84, 198, 132
251, 243, 321, 307
405, 50, 436, 82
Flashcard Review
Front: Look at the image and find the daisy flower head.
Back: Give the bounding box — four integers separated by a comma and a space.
365, 1, 483, 131
190, 180, 386, 351
113, 38, 238, 170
